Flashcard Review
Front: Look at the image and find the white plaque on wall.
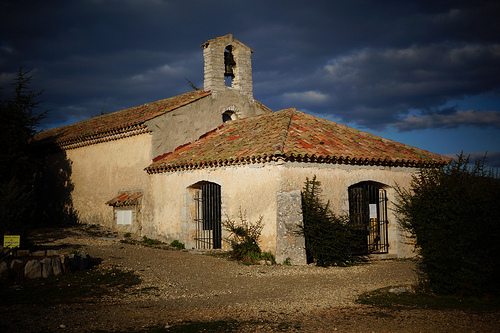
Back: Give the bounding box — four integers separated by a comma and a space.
369, 204, 377, 219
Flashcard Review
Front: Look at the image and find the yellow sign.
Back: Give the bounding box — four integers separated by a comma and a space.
3, 235, 20, 248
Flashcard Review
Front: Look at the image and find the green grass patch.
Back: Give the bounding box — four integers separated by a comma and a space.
357, 286, 500, 312
0, 266, 141, 305
169, 240, 185, 250
142, 237, 163, 246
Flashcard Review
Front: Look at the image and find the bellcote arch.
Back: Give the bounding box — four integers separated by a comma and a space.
221, 105, 242, 122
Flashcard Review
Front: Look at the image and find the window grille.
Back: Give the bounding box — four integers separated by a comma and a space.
194, 182, 222, 249
348, 182, 389, 254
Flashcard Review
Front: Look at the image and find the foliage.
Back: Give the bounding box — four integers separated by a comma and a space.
299, 176, 357, 267
222, 210, 264, 264
170, 239, 185, 249
395, 154, 500, 298
260, 251, 276, 264
357, 286, 500, 312
0, 67, 48, 239
142, 237, 163, 246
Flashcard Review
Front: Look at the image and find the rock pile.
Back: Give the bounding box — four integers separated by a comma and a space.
0, 249, 93, 279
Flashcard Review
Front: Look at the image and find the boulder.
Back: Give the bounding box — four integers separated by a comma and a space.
10, 259, 24, 278
32, 250, 46, 257
46, 249, 60, 257
60, 255, 70, 274
40, 258, 53, 278
0, 261, 9, 279
69, 254, 79, 271
52, 257, 63, 276
15, 250, 30, 257
79, 253, 89, 270
24, 260, 42, 279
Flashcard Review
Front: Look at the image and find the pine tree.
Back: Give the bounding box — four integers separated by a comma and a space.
300, 176, 356, 267
0, 67, 47, 239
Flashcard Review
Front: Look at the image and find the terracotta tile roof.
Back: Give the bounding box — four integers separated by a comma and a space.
146, 108, 451, 173
106, 192, 143, 207
34, 90, 211, 149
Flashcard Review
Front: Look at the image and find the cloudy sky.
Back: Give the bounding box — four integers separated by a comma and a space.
1, 0, 499, 166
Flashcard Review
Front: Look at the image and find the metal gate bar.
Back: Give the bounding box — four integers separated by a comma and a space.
195, 183, 221, 249
348, 183, 389, 254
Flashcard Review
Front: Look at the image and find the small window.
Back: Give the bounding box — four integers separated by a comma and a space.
223, 111, 235, 122
116, 210, 133, 225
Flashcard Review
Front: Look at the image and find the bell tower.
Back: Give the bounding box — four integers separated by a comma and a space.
201, 34, 254, 101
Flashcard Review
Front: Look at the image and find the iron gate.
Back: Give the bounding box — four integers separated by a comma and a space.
194, 182, 222, 249
348, 182, 389, 254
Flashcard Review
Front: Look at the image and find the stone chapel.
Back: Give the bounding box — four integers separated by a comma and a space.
35, 34, 450, 264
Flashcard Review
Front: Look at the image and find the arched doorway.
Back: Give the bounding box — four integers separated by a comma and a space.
348, 181, 389, 254
191, 181, 222, 249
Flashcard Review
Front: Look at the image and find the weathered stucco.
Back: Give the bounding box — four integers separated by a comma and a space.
146, 89, 270, 158
145, 161, 417, 259
278, 162, 417, 258
38, 34, 426, 264
148, 164, 282, 250
65, 133, 153, 234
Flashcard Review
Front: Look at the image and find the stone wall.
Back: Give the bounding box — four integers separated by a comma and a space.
276, 190, 307, 265
0, 249, 93, 280
202, 34, 254, 100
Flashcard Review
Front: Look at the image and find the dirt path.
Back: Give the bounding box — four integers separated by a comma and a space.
2, 226, 499, 332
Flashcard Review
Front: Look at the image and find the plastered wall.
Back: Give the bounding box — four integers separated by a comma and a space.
148, 163, 282, 250
146, 89, 270, 158
146, 161, 418, 258
64, 133, 153, 233
277, 162, 417, 258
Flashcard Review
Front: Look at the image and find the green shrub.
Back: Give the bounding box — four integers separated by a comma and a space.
124, 232, 131, 238
170, 240, 185, 249
261, 251, 276, 264
299, 176, 357, 267
395, 154, 500, 298
222, 210, 264, 264
142, 237, 162, 246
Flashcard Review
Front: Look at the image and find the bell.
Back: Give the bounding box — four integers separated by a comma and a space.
224, 63, 234, 77
224, 51, 235, 77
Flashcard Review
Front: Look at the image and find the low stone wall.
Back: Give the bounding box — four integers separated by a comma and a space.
0, 249, 93, 279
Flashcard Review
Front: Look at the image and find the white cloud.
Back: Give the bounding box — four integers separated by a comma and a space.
282, 90, 329, 105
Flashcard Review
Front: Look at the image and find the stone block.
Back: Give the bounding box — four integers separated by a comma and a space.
40, 258, 53, 278
0, 261, 9, 279
60, 255, 70, 274
46, 249, 60, 257
32, 250, 46, 257
24, 260, 42, 279
10, 259, 24, 278
15, 250, 30, 257
79, 253, 89, 270
52, 257, 63, 276
276, 190, 307, 265
68, 253, 77, 271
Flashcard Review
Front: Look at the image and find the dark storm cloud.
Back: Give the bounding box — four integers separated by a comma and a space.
392, 110, 500, 131
313, 42, 500, 128
0, 0, 499, 134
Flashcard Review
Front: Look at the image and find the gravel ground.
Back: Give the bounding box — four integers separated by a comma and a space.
1, 226, 499, 332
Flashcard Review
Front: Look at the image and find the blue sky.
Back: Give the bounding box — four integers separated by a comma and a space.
1, 0, 499, 166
